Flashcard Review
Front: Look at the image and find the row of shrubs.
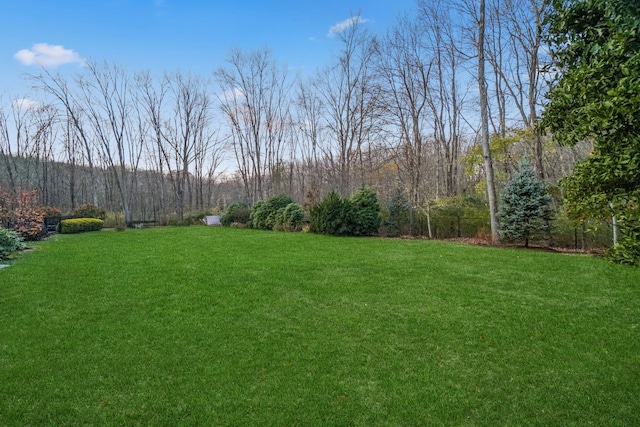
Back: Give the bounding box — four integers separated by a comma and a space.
220, 188, 381, 237
219, 189, 613, 250
218, 190, 493, 238
221, 195, 306, 231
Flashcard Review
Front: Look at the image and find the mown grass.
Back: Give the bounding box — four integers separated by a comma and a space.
1, 227, 639, 426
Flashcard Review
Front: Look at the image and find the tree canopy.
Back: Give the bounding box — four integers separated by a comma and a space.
541, 0, 640, 264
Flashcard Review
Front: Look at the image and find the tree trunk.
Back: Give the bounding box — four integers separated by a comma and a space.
478, 0, 500, 244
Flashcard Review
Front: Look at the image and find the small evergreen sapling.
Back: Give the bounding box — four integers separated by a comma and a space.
499, 159, 554, 247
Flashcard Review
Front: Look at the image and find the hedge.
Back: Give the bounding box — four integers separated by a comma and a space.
58, 218, 104, 234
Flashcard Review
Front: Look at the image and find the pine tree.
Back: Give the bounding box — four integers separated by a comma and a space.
499, 159, 553, 247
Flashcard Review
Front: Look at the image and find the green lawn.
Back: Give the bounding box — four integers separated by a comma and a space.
1, 227, 639, 426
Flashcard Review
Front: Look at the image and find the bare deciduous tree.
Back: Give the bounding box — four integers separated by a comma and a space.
314, 14, 380, 196
294, 80, 326, 202
214, 47, 292, 204
376, 14, 432, 232
418, 0, 469, 198
76, 61, 143, 224
31, 69, 102, 206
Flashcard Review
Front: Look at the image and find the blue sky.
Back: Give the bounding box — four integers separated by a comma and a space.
1, 0, 417, 98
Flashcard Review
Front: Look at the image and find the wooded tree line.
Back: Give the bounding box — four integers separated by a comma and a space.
1, 0, 590, 233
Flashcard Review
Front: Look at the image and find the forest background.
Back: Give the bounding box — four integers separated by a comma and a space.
0, 0, 606, 248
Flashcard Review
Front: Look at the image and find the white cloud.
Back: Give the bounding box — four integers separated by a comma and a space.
327, 16, 370, 37
11, 98, 41, 111
14, 43, 83, 67
219, 87, 245, 102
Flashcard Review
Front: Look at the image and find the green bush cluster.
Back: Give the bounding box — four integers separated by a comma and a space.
251, 195, 294, 230
309, 191, 347, 235
309, 188, 381, 236
221, 202, 251, 227
274, 202, 306, 231
0, 227, 26, 260
245, 195, 306, 232
58, 218, 104, 234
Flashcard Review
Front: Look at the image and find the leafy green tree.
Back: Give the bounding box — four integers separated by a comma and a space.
541, 0, 640, 264
499, 159, 554, 247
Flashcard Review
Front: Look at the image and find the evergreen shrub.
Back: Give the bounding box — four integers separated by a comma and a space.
59, 218, 104, 234
251, 195, 294, 230
221, 202, 250, 227
0, 227, 26, 260
309, 191, 350, 235
274, 203, 306, 231
310, 188, 381, 236
349, 188, 381, 236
